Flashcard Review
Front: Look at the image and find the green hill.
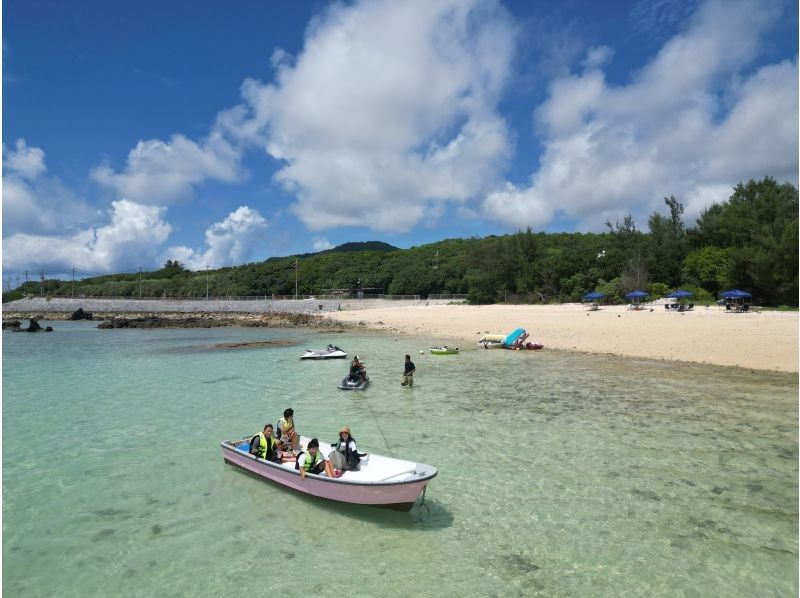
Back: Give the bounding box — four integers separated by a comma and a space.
4, 178, 797, 306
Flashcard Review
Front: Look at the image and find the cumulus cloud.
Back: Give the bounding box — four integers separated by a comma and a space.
91, 132, 243, 204
312, 236, 334, 252
483, 0, 797, 230
163, 206, 268, 270
3, 139, 97, 235
4, 139, 46, 178
216, 0, 516, 232
3, 199, 172, 273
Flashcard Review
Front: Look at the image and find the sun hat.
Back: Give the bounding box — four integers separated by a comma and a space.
340, 426, 351, 434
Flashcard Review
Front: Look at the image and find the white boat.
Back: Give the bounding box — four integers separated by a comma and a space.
300, 344, 347, 359
220, 435, 437, 511
478, 334, 505, 349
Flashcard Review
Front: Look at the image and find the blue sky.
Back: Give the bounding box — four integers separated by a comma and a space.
3, 0, 797, 281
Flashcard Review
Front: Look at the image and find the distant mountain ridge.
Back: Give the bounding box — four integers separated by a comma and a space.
266, 240, 399, 262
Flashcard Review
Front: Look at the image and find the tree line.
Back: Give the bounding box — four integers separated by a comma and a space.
4, 177, 797, 307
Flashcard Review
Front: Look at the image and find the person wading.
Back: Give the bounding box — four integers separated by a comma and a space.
401, 354, 416, 387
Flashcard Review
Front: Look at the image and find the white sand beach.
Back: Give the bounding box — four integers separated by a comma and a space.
325, 303, 799, 373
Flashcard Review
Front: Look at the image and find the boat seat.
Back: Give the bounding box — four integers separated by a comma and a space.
342, 454, 417, 483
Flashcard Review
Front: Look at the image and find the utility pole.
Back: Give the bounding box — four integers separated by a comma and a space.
138, 267, 143, 299
206, 266, 209, 300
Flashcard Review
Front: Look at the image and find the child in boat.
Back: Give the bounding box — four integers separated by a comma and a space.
328, 426, 367, 472
296, 439, 337, 479
278, 408, 299, 451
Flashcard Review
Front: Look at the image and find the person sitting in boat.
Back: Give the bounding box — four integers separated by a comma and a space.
401, 354, 415, 387
278, 408, 299, 451
249, 424, 281, 463
328, 426, 367, 472
296, 438, 337, 479
349, 356, 366, 382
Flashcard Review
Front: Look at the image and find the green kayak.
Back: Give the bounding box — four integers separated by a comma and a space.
430, 346, 459, 355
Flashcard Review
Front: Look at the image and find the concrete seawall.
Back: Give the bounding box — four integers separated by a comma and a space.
2, 296, 465, 316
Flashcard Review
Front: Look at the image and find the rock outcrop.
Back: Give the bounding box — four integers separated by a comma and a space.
69, 308, 94, 320
11, 318, 53, 332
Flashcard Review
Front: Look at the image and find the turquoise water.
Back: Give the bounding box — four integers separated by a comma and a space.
3, 322, 797, 597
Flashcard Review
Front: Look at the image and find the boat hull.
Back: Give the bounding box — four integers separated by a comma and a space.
430, 347, 459, 355
301, 349, 347, 359
479, 341, 503, 349
221, 441, 436, 511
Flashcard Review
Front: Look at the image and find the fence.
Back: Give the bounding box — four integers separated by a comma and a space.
427, 294, 468, 300
17, 292, 455, 302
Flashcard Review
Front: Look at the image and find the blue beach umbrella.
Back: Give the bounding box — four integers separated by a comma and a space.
582, 291, 605, 301
624, 290, 649, 299
666, 289, 693, 299
720, 289, 752, 298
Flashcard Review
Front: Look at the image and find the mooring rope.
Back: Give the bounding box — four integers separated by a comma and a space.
362, 396, 395, 458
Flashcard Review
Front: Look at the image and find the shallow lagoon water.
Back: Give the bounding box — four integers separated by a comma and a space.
3, 322, 797, 597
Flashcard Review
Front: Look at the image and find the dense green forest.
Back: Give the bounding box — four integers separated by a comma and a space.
4, 178, 797, 307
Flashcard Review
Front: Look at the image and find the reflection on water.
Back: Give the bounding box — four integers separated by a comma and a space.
3, 324, 797, 596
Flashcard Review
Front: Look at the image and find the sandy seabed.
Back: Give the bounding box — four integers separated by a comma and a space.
325, 303, 799, 373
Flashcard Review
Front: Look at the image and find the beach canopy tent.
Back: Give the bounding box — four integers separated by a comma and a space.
720, 289, 752, 298
719, 289, 752, 312
625, 290, 649, 299
665, 290, 693, 299
582, 292, 605, 301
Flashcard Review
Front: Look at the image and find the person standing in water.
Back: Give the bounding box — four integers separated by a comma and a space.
401, 354, 415, 387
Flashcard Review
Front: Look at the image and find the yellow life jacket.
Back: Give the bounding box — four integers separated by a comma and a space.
301, 450, 321, 472
256, 432, 276, 459
279, 417, 294, 436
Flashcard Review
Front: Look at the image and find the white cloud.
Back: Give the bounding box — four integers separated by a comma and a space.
3, 199, 172, 273
582, 45, 614, 70
3, 139, 97, 235
4, 139, 46, 179
217, 0, 516, 232
483, 0, 797, 230
91, 132, 244, 204
312, 236, 334, 252
163, 206, 268, 270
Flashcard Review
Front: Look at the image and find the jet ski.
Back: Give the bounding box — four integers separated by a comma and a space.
338, 371, 369, 391
300, 344, 347, 360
